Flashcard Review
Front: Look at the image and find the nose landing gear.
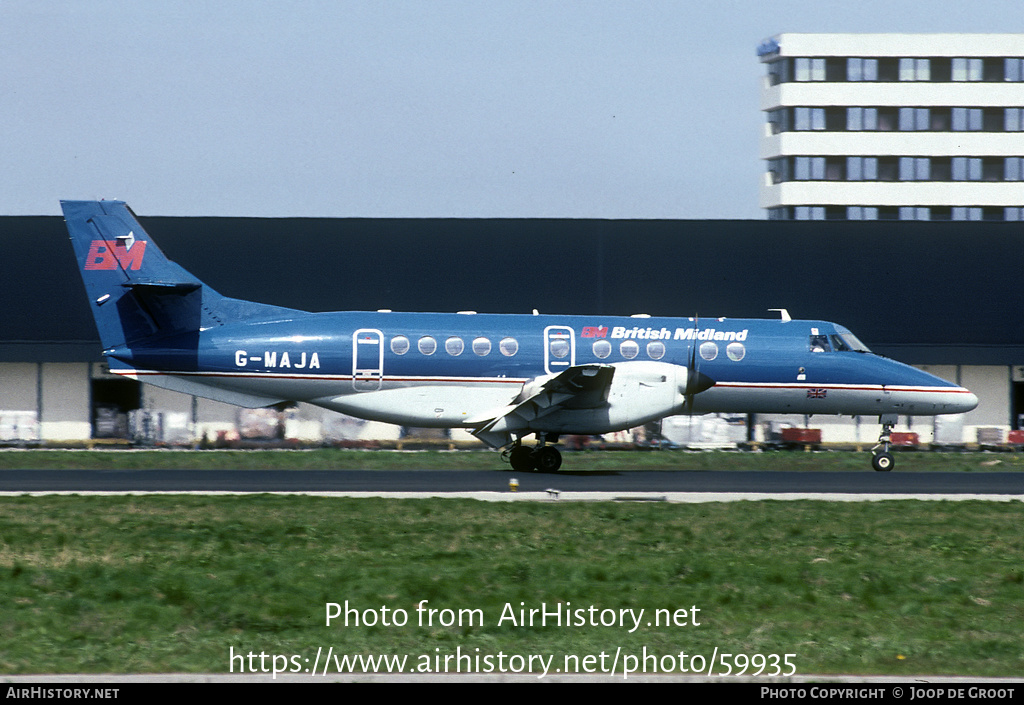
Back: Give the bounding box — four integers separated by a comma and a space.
871, 415, 897, 472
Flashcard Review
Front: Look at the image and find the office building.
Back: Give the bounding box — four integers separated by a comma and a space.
759, 34, 1024, 220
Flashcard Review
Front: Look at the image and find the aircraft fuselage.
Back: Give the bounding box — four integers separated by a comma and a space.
107, 311, 977, 430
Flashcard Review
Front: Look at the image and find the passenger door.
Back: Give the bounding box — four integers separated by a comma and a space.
543, 326, 575, 375
352, 329, 384, 391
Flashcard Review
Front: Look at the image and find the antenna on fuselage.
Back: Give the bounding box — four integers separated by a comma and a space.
769, 308, 792, 322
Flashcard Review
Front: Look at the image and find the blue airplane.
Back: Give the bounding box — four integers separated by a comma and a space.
62, 200, 978, 472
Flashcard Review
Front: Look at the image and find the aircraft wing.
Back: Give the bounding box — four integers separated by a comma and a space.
470, 364, 614, 447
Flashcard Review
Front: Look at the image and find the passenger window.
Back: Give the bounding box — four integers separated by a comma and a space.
472, 337, 491, 356
593, 340, 612, 359
727, 342, 746, 361
445, 337, 464, 356
418, 336, 437, 355
620, 340, 639, 359
499, 337, 518, 356
391, 336, 410, 355
550, 338, 570, 359
700, 342, 718, 361
646, 341, 665, 360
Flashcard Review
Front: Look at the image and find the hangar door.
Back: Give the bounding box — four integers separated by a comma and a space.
90, 366, 141, 438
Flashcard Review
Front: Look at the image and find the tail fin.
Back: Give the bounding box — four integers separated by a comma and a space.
62, 200, 225, 350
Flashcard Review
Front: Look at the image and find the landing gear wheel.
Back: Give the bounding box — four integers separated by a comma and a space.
508, 445, 536, 472
870, 415, 898, 473
872, 451, 894, 472
535, 446, 562, 473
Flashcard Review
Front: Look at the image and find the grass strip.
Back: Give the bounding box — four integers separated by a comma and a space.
0, 495, 1021, 677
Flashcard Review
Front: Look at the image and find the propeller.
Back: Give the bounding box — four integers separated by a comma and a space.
683, 313, 715, 413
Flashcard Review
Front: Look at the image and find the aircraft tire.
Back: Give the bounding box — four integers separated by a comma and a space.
509, 446, 536, 472
535, 446, 562, 473
871, 451, 894, 472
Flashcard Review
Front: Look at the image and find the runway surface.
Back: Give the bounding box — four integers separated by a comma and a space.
1, 468, 1022, 500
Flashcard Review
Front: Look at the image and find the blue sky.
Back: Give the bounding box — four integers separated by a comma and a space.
3, 1, 1020, 218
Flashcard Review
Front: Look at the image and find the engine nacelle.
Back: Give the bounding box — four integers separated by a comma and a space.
529, 361, 695, 435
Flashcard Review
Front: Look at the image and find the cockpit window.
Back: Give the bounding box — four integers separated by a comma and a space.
810, 327, 871, 354
809, 334, 831, 352
830, 334, 851, 352
835, 332, 871, 353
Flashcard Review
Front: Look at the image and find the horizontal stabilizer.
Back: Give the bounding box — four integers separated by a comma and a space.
122, 280, 201, 292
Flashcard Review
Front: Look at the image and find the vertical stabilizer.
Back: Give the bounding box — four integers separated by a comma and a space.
62, 200, 222, 350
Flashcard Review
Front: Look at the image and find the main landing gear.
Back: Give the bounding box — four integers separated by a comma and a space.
504, 436, 562, 473
870, 415, 897, 472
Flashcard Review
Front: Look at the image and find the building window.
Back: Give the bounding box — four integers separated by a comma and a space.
847, 157, 878, 181
983, 157, 1004, 181
847, 206, 879, 220
794, 156, 825, 180
794, 206, 825, 220
952, 108, 983, 131
899, 157, 931, 181
794, 57, 826, 81
767, 158, 788, 184
877, 157, 899, 181
929, 107, 952, 131
1006, 58, 1024, 82
1006, 108, 1024, 132
877, 58, 899, 81
899, 58, 931, 81
1006, 157, 1024, 181
899, 207, 931, 221
952, 58, 983, 81
794, 107, 826, 131
877, 107, 899, 131
766, 59, 788, 85
767, 108, 787, 134
952, 207, 983, 221
952, 157, 982, 181
847, 107, 878, 131
847, 58, 878, 81
899, 108, 930, 131
931, 157, 952, 181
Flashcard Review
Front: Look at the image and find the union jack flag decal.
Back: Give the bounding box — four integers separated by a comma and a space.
807, 388, 827, 398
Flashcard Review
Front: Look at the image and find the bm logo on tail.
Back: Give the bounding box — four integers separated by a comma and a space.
84, 237, 147, 271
